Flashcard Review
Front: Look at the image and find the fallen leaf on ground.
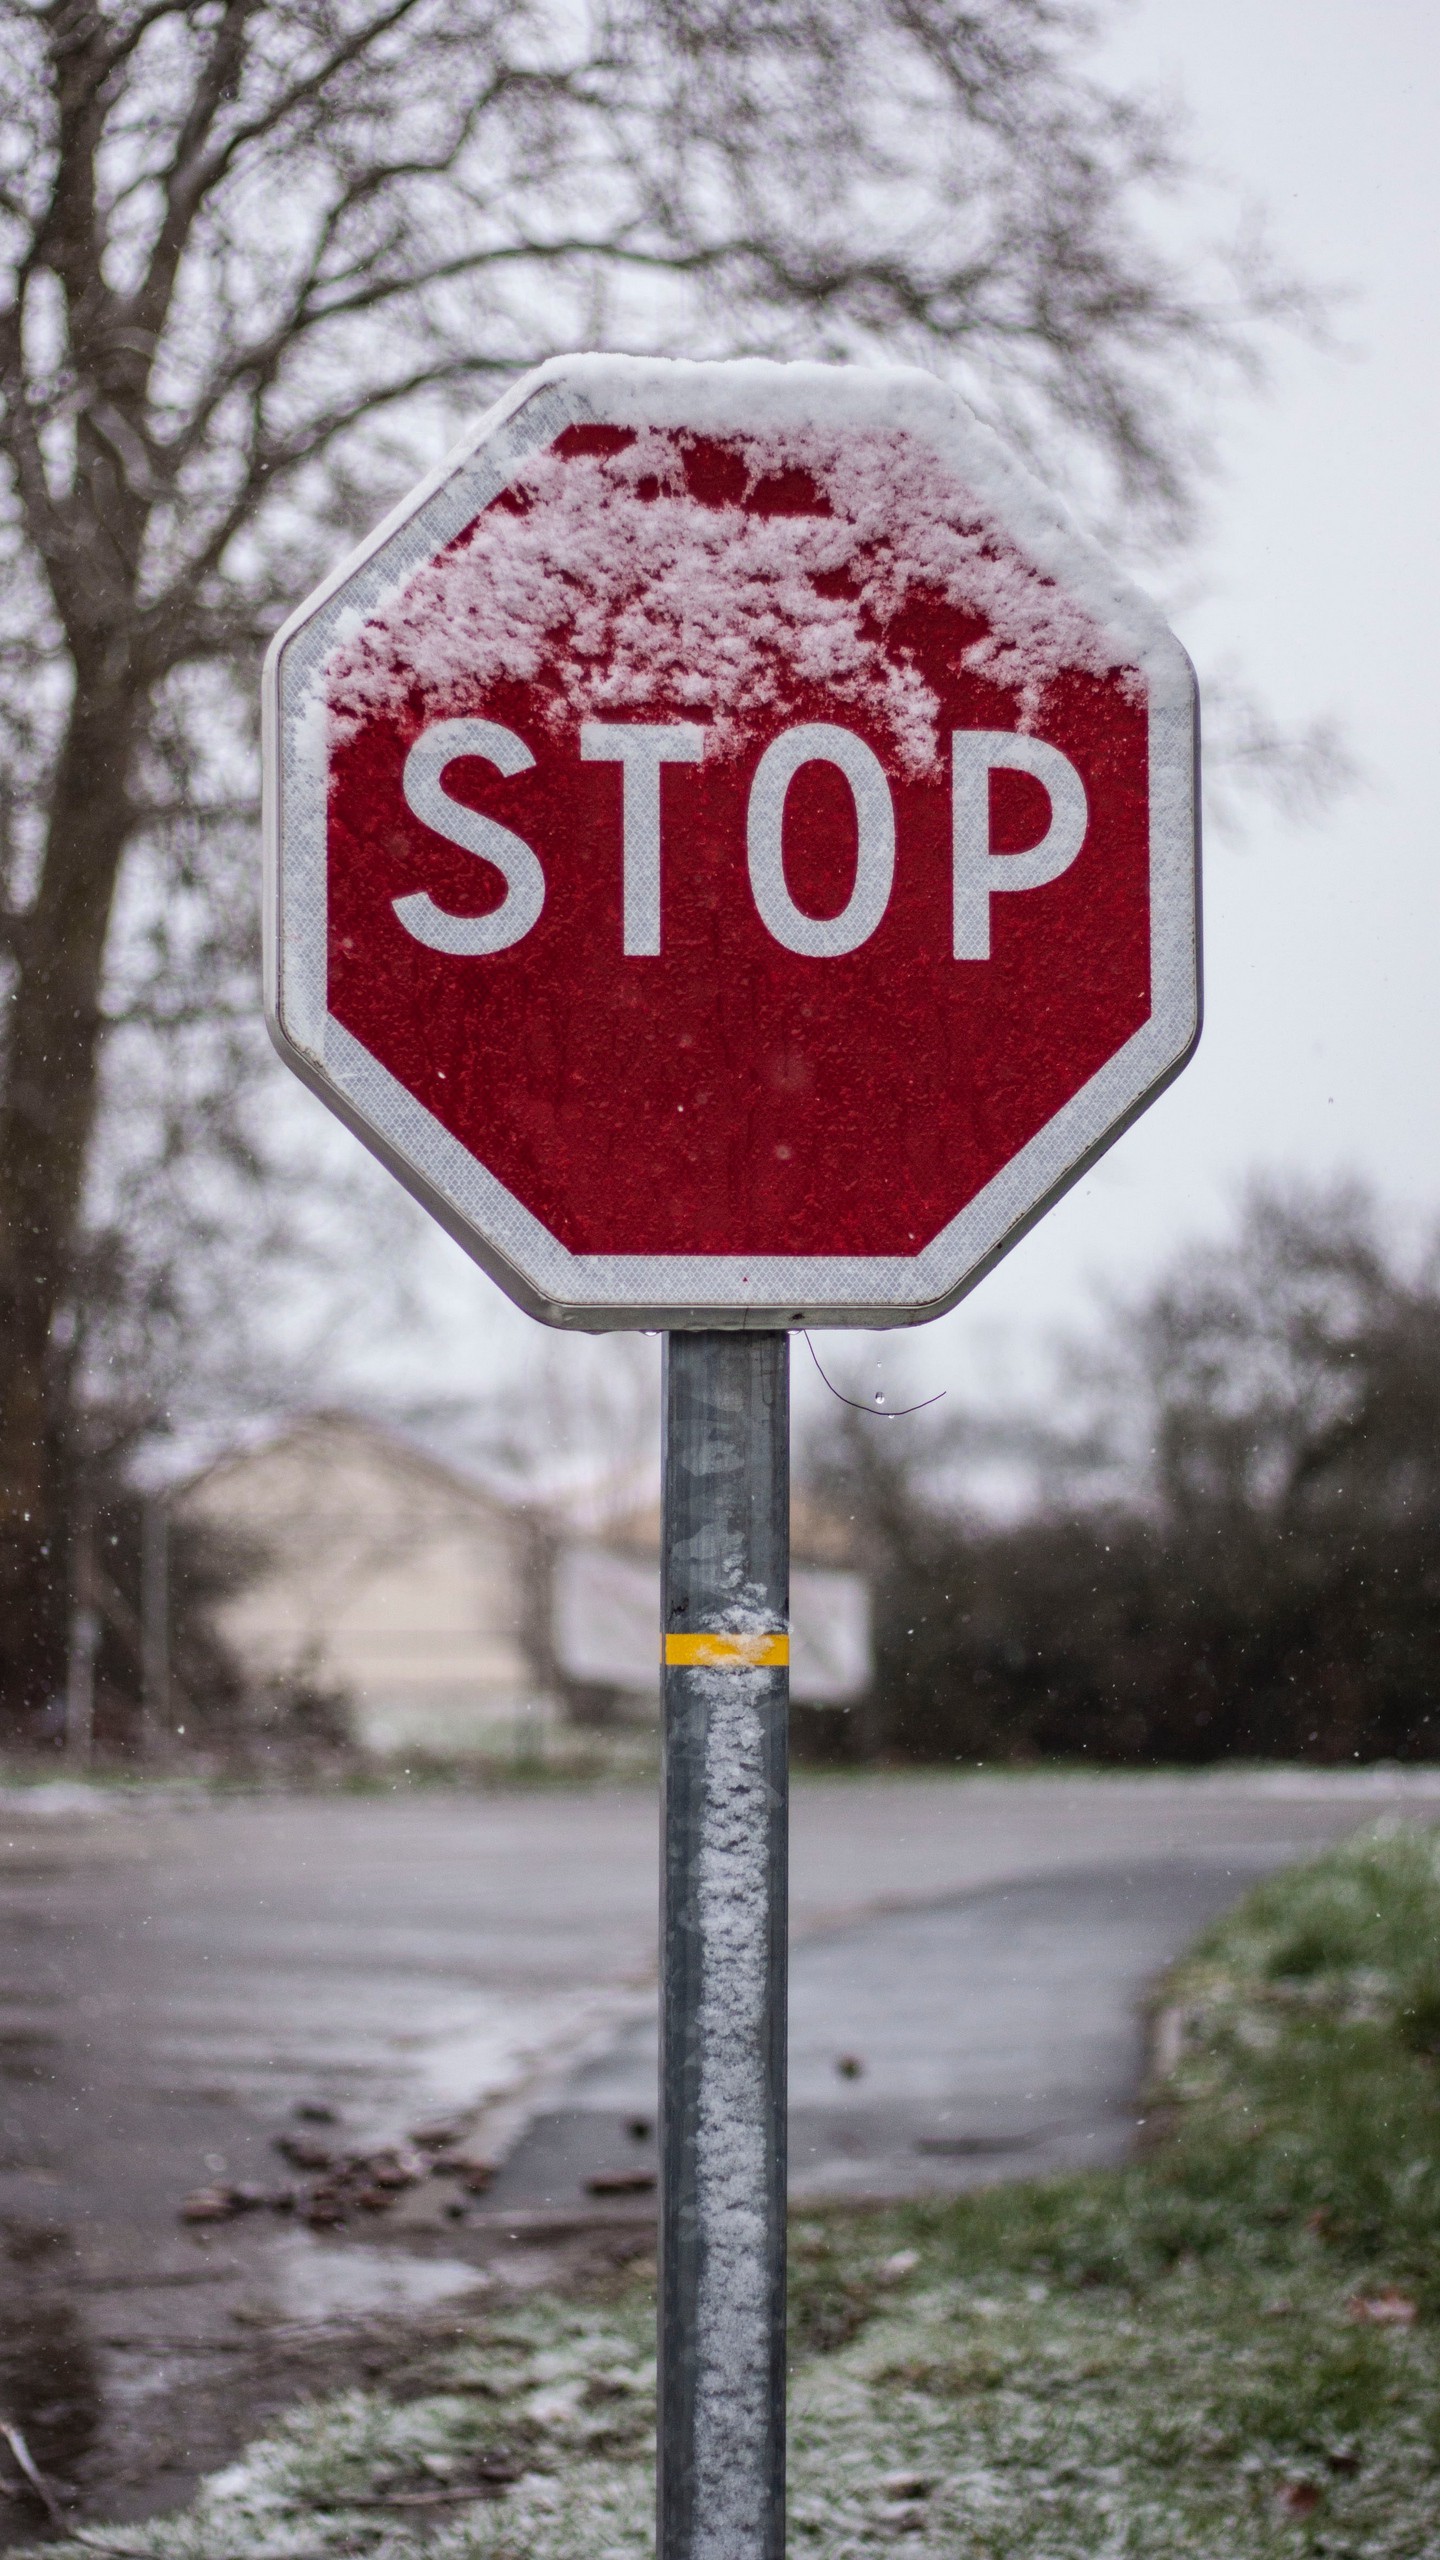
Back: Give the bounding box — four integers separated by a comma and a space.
1276, 2480, 1322, 2516
1346, 2289, 1417, 2325
277, 2133, 334, 2170
364, 2146, 425, 2188
179, 2185, 241, 2224
441, 2153, 495, 2192
409, 2118, 464, 2151
178, 2181, 292, 2224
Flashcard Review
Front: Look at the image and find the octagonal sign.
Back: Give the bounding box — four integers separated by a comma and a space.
263, 354, 1199, 1329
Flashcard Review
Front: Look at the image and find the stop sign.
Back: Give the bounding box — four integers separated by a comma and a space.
263, 355, 1198, 1328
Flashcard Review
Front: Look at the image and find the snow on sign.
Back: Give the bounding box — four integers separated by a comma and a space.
262, 354, 1199, 1329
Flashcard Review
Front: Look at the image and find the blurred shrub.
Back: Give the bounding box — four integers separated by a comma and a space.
806, 1182, 1440, 1763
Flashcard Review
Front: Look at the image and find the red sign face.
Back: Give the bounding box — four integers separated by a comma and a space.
265, 358, 1198, 1327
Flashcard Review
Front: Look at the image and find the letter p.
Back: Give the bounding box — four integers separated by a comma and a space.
952, 733, 1088, 960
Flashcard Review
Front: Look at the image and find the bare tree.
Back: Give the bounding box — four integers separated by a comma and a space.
0, 0, 1304, 1726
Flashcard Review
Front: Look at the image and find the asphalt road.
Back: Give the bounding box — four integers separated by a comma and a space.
7, 1768, 1440, 2248
2, 1767, 1438, 2529
489, 1860, 1257, 2212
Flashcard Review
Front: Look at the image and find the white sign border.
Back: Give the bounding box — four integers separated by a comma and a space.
263, 354, 1200, 1332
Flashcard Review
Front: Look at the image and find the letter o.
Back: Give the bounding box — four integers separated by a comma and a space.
746, 724, 896, 957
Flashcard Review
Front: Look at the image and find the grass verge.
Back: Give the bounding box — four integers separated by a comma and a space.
28, 1820, 1440, 2556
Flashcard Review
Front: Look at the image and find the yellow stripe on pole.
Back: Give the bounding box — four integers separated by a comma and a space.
664, 1630, 790, 1670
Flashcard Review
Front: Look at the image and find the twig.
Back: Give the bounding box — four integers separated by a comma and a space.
324, 2479, 516, 2509
70, 2539, 353, 2560
0, 2421, 69, 2533
73, 2536, 355, 2559
804, 1334, 945, 1418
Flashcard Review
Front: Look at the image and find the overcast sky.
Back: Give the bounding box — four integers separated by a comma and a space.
337, 0, 1439, 1429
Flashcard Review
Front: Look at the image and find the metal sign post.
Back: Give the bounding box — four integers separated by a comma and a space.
659, 1333, 789, 2560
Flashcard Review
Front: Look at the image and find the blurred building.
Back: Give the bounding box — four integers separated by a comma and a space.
179, 1409, 871, 1757
551, 1489, 871, 1723
179, 1411, 549, 1756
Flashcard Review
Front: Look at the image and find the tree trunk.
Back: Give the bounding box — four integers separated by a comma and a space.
0, 675, 142, 1732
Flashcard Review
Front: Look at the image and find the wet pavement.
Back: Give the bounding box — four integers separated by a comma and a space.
487, 1860, 1257, 2213
2, 1766, 1438, 2535
0, 1783, 661, 2540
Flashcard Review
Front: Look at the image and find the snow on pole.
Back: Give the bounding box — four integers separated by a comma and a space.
660, 1332, 789, 2560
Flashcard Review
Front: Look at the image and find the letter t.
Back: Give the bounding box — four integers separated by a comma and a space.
581, 723, 705, 955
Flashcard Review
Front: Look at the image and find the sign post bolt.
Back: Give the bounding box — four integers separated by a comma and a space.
660, 1330, 789, 2560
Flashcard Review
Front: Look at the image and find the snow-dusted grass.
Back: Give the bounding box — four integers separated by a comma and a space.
36, 1823, 1440, 2558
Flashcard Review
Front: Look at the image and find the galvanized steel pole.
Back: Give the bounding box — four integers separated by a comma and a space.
659, 1331, 789, 2560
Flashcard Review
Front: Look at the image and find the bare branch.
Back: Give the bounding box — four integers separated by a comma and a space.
0, 0, 1332, 1722
123, 0, 262, 364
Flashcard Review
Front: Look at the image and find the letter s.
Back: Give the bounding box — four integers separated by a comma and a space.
394, 718, 544, 955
